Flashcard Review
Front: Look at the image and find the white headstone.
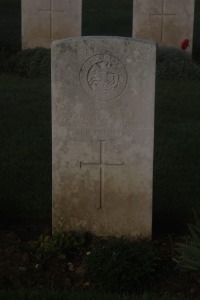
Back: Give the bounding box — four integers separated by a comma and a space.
133, 0, 195, 49
52, 37, 156, 238
22, 0, 82, 49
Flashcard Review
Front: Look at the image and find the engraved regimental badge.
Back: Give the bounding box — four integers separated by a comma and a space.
79, 54, 127, 101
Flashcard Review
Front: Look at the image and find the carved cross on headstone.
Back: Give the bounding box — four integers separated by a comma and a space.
38, 0, 64, 41
80, 140, 124, 209
150, 0, 176, 42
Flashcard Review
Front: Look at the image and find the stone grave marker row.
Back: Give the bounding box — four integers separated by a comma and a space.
133, 0, 195, 49
22, 0, 82, 48
22, 0, 195, 49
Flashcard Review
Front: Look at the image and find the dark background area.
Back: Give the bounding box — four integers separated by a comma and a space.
0, 0, 199, 56
82, 0, 133, 37
0, 0, 21, 52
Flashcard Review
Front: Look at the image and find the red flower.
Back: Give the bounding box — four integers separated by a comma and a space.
181, 39, 190, 50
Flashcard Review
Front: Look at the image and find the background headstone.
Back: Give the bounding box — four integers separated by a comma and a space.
133, 0, 195, 49
22, 0, 82, 49
52, 37, 156, 237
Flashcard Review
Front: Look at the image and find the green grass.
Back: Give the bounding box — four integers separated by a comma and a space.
0, 291, 197, 300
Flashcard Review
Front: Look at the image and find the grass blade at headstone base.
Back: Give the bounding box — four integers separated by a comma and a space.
174, 259, 200, 271
174, 243, 200, 270
193, 209, 200, 229
187, 224, 200, 247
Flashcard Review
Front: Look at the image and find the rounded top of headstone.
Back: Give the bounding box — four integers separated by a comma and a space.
51, 36, 156, 48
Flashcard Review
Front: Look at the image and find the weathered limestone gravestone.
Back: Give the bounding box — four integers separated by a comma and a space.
133, 0, 195, 49
52, 37, 156, 237
22, 0, 82, 48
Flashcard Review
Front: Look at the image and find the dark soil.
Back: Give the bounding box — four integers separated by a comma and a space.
0, 223, 200, 297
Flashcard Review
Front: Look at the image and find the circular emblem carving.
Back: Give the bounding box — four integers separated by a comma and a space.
79, 54, 127, 101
